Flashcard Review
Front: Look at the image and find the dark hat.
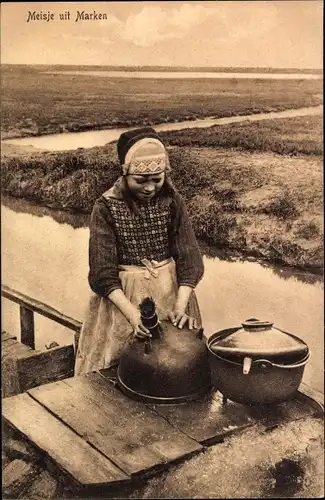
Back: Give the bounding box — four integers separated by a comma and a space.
117, 127, 165, 165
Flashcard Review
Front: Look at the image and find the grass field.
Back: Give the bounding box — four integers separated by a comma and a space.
1, 65, 322, 139
160, 115, 323, 156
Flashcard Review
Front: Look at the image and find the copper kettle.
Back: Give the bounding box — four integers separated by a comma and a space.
117, 298, 212, 404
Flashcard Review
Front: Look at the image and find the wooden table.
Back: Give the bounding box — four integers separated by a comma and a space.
2, 369, 324, 496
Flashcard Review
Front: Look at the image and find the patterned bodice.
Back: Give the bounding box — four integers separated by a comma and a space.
107, 198, 172, 266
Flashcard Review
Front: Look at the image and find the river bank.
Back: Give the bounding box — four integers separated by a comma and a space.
2, 107, 322, 152
1, 122, 323, 272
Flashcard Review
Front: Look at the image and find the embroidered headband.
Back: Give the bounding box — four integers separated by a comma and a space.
122, 138, 170, 176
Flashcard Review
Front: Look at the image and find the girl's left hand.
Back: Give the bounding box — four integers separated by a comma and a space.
168, 310, 198, 330
170, 285, 198, 329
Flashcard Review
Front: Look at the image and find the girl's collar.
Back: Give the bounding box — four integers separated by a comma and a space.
102, 177, 125, 201
101, 177, 158, 205
101, 176, 173, 210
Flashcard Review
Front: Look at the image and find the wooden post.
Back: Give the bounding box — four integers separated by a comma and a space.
20, 306, 35, 350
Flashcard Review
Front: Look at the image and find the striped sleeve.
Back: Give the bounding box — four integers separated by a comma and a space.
88, 199, 122, 297
170, 192, 204, 288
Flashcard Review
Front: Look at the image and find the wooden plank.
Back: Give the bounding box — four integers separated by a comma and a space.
83, 373, 203, 465
20, 305, 35, 349
29, 375, 202, 477
2, 338, 32, 359
245, 394, 323, 429
2, 355, 21, 397
2, 338, 19, 356
2, 285, 82, 333
2, 331, 17, 342
2, 342, 74, 397
2, 393, 130, 487
144, 384, 325, 443
17, 345, 75, 392
87, 373, 203, 462
296, 382, 324, 416
299, 382, 324, 406
2, 337, 33, 397
146, 390, 253, 445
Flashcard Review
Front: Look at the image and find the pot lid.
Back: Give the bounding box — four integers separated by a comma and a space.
210, 318, 308, 357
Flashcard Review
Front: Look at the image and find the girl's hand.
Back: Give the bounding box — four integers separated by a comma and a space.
169, 285, 198, 329
125, 304, 151, 340
107, 290, 151, 340
168, 310, 198, 330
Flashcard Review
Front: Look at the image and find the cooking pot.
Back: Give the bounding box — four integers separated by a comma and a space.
117, 298, 212, 404
207, 318, 311, 405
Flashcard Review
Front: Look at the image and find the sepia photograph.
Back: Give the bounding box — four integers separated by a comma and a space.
1, 1, 324, 498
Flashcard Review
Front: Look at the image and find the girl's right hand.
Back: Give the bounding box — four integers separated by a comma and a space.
107, 289, 151, 340
126, 305, 151, 340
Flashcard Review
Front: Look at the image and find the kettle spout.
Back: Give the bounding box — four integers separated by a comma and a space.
140, 297, 161, 339
243, 356, 252, 375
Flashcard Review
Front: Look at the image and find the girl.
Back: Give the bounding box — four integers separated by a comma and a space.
75, 127, 204, 375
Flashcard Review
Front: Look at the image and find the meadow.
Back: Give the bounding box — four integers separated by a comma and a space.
160, 115, 323, 156
1, 65, 322, 138
1, 65, 323, 271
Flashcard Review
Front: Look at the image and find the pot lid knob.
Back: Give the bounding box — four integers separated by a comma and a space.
241, 318, 274, 331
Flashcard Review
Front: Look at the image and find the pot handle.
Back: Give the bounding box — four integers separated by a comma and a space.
243, 356, 252, 375
254, 351, 311, 369
270, 351, 311, 369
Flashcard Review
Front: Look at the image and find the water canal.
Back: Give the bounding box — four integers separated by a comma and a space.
3, 105, 322, 152
2, 196, 323, 393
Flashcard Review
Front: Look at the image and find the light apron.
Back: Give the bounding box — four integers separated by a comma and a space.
74, 258, 201, 375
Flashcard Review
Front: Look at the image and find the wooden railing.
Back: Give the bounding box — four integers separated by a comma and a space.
1, 284, 82, 350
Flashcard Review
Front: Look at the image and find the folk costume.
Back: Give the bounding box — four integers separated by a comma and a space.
75, 128, 204, 375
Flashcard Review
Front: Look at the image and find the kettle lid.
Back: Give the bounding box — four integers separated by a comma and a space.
211, 318, 308, 357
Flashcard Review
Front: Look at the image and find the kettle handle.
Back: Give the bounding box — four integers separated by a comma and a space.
196, 328, 204, 340
144, 339, 152, 354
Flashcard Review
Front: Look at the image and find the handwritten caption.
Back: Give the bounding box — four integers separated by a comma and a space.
27, 10, 108, 23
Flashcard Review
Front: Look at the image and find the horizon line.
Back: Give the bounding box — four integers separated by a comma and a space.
2, 63, 323, 72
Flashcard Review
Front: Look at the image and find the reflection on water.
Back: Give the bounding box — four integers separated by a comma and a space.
259, 262, 323, 286
1, 200, 324, 392
1, 195, 90, 229
195, 242, 323, 286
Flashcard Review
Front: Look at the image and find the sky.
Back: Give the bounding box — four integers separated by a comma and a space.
1, 1, 323, 68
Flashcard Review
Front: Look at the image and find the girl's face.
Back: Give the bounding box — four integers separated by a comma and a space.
126, 172, 165, 201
